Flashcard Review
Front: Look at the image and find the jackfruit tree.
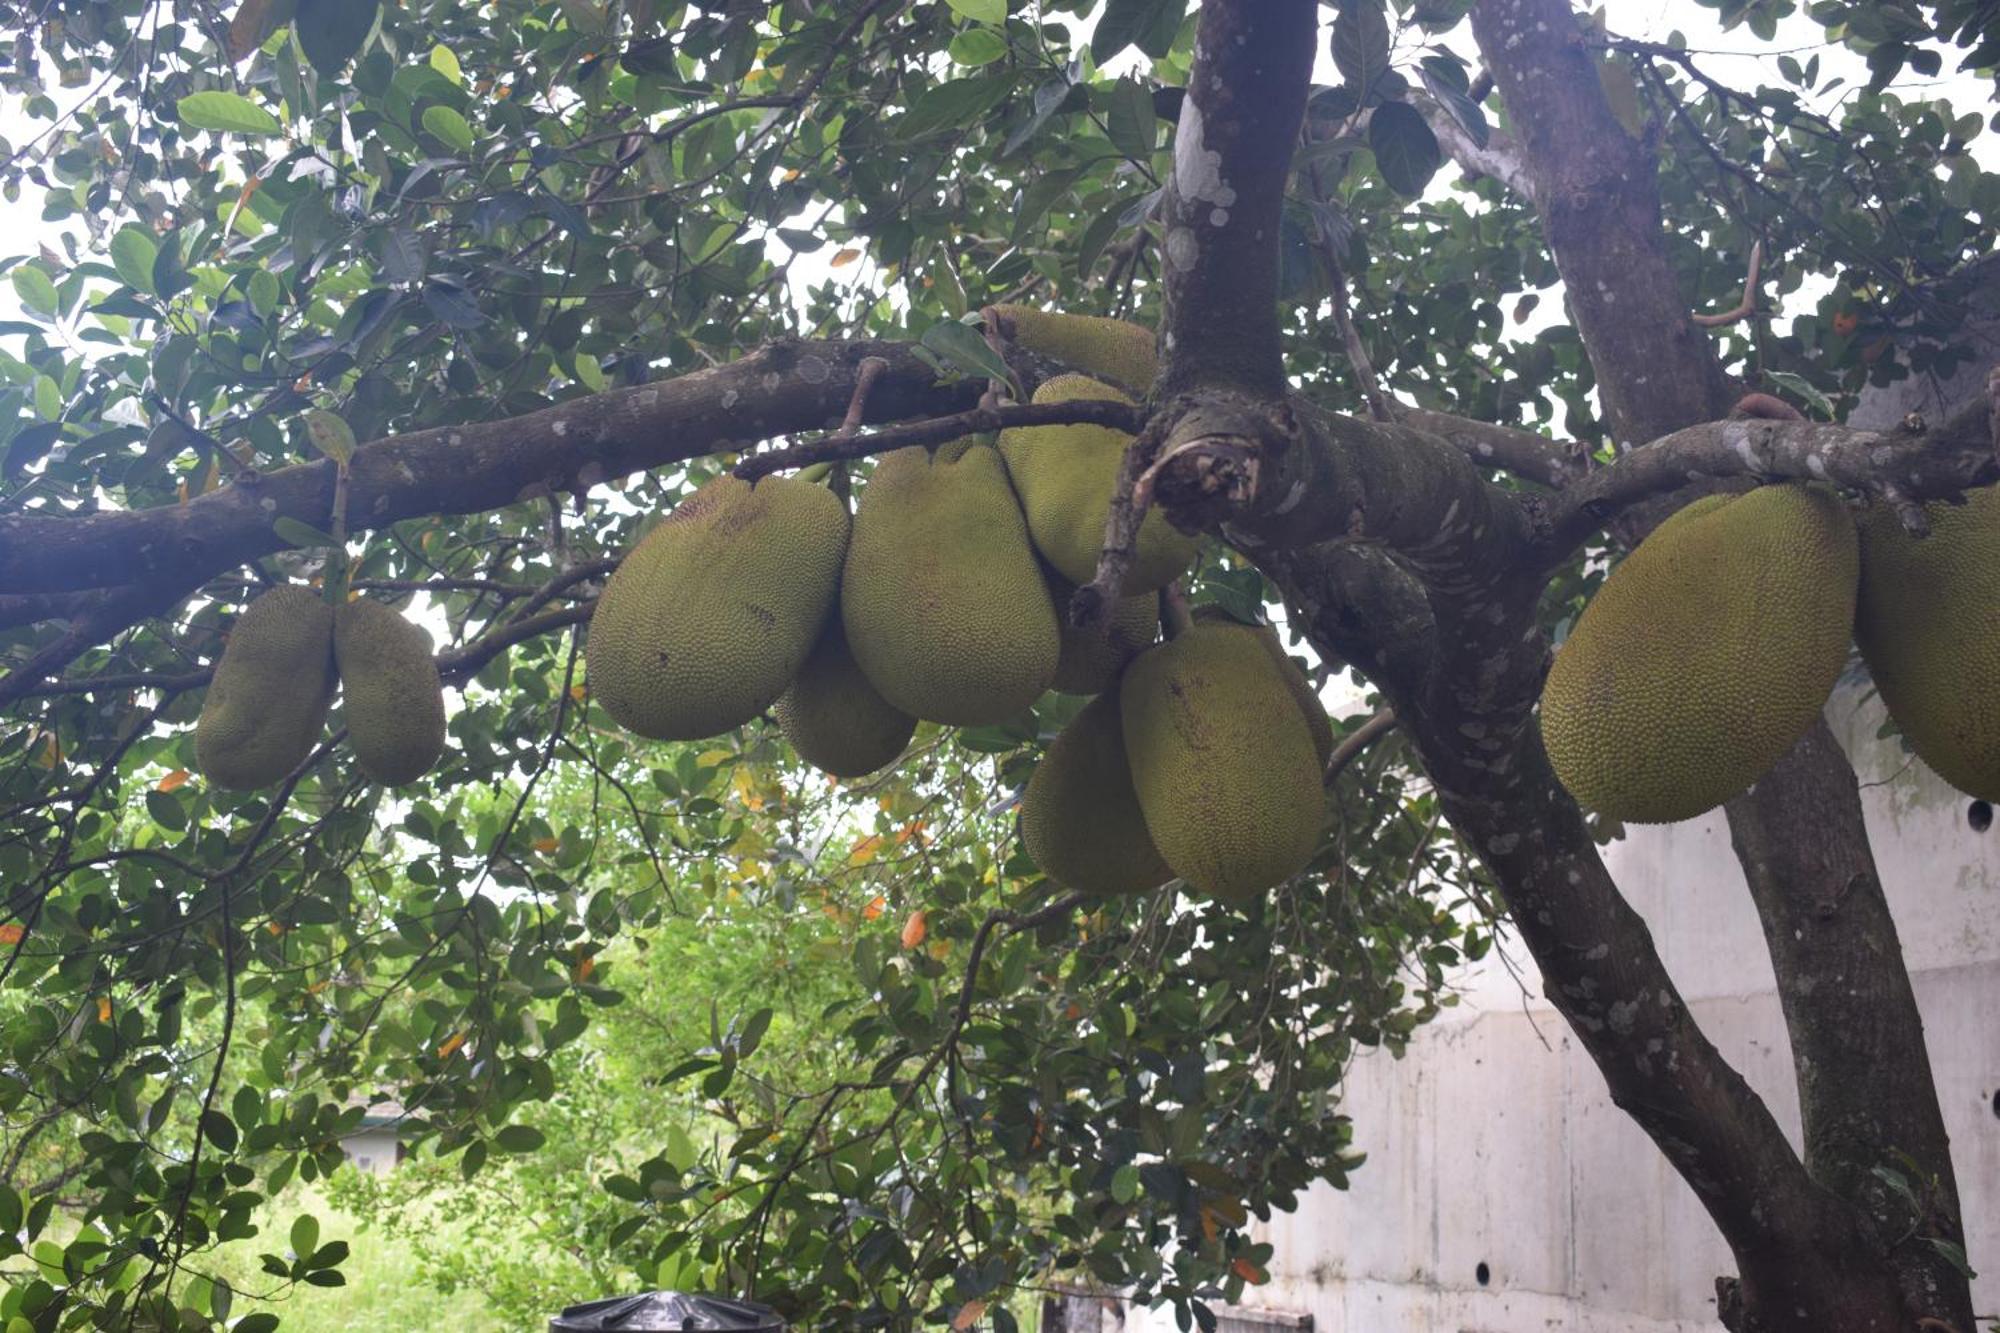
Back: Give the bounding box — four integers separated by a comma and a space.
0, 1, 1994, 1331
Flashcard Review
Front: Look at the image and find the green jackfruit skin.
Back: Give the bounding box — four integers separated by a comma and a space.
1119, 624, 1325, 902
1540, 483, 1859, 824
991, 304, 1157, 393
195, 586, 337, 790
842, 442, 1060, 726
999, 375, 1199, 594
1049, 576, 1157, 694
335, 598, 447, 786
773, 612, 917, 778
587, 475, 848, 741
1855, 485, 2000, 800
1190, 609, 1335, 767
1019, 690, 1175, 896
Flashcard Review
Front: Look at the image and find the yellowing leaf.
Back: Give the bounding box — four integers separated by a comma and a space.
264, 921, 286, 936
531, 836, 559, 854
96, 996, 112, 1023
570, 683, 588, 701
900, 910, 927, 950
438, 1032, 467, 1059
34, 732, 60, 769
156, 768, 191, 792
951, 1300, 987, 1332
0, 924, 25, 946
573, 952, 596, 982
830, 247, 861, 268
848, 834, 885, 865
861, 895, 886, 922
303, 408, 357, 465
1231, 1258, 1268, 1285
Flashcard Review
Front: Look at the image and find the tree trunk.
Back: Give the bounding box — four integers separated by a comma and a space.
1467, 0, 1972, 1325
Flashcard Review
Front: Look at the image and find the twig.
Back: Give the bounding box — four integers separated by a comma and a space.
1324, 709, 1397, 784
838, 357, 890, 437
732, 398, 1145, 481
1073, 411, 1172, 629
1690, 240, 1764, 329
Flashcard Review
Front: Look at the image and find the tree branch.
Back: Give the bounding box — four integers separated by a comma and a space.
733, 397, 1146, 482
1156, 0, 1317, 398
0, 340, 982, 597
1541, 395, 2000, 556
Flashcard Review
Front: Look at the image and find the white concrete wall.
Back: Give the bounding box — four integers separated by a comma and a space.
1142, 688, 1998, 1333
340, 1128, 401, 1175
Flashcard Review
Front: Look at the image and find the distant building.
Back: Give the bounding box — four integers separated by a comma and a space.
339, 1101, 409, 1175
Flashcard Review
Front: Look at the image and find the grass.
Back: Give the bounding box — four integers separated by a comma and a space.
197, 1180, 503, 1333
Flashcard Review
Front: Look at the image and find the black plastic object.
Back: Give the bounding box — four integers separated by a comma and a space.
550, 1293, 785, 1333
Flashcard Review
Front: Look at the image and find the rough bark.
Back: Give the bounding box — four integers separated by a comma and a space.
1156, 0, 1315, 399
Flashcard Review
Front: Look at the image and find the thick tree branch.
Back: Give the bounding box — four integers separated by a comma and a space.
1396, 407, 1588, 488
1156, 0, 1316, 398
1542, 396, 2000, 556
0, 340, 981, 597
1413, 96, 1536, 201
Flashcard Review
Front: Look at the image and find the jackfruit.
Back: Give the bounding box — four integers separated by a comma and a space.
587, 475, 848, 741
1049, 576, 1157, 694
1120, 623, 1325, 901
991, 304, 1157, 393
842, 441, 1059, 726
334, 597, 447, 786
999, 374, 1199, 594
1192, 609, 1335, 767
1539, 483, 1859, 823
773, 611, 916, 777
1018, 690, 1175, 896
195, 585, 337, 790
1855, 485, 2000, 800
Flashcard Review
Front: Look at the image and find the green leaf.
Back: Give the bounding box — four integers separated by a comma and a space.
1111, 1164, 1140, 1203
920, 318, 1015, 388
943, 0, 1005, 23
295, 0, 378, 74
10, 267, 58, 319
1764, 371, 1835, 420
176, 90, 283, 137
494, 1124, 546, 1153
32, 376, 59, 422
1332, 0, 1391, 95
289, 1213, 318, 1260
200, 1109, 238, 1152
247, 269, 280, 318
109, 227, 159, 295
144, 789, 187, 832
1419, 59, 1489, 149
1368, 100, 1441, 198
1106, 78, 1158, 161
1092, 0, 1184, 63
303, 409, 357, 465
898, 77, 1009, 141
948, 28, 1008, 66
233, 1316, 280, 1333
421, 105, 475, 153
429, 43, 462, 85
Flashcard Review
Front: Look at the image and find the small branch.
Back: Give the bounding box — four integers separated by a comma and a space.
838, 356, 890, 437
1324, 243, 1390, 423
1689, 240, 1765, 329
1412, 96, 1537, 201
1324, 709, 1397, 785
732, 398, 1145, 481
1073, 411, 1174, 628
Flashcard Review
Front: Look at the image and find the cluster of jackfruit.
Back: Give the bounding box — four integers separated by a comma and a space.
195, 585, 446, 791
1540, 479, 2000, 823
583, 307, 1334, 903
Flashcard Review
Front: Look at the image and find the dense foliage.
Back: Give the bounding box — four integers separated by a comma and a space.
0, 0, 1993, 1329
